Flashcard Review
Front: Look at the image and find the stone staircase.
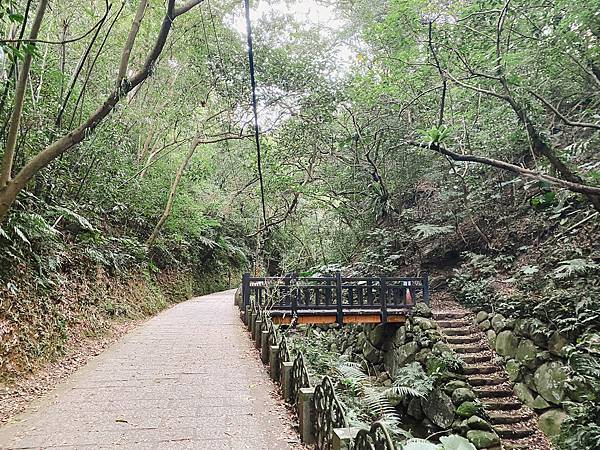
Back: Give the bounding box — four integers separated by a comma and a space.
433, 309, 551, 450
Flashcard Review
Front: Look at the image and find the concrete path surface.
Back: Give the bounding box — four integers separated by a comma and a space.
0, 290, 298, 449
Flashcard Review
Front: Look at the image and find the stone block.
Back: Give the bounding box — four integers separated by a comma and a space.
260, 331, 269, 363
254, 320, 263, 348
332, 427, 360, 450
281, 362, 293, 403
297, 387, 315, 444
269, 345, 280, 381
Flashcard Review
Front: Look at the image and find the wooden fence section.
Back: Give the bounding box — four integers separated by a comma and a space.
241, 272, 429, 325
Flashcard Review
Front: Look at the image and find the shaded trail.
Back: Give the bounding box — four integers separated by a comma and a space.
0, 290, 299, 449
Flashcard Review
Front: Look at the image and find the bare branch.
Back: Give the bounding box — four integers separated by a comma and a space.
409, 141, 600, 197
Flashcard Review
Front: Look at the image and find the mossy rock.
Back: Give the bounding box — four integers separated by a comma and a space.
414, 317, 436, 330
433, 341, 451, 355
534, 361, 568, 405
515, 339, 539, 369
478, 319, 491, 331
452, 387, 476, 405
414, 302, 432, 318
444, 380, 470, 395
505, 359, 522, 382
466, 415, 493, 431
514, 382, 535, 407
456, 401, 482, 418
532, 395, 551, 410
421, 387, 456, 428
491, 313, 508, 332
476, 311, 488, 323
495, 330, 519, 358
486, 329, 497, 348
466, 430, 500, 449
538, 408, 568, 437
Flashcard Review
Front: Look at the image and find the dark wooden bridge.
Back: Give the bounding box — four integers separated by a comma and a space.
240, 272, 429, 325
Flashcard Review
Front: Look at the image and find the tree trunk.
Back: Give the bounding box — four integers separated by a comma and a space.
0, 0, 205, 223
0, 0, 48, 187
146, 137, 201, 248
117, 0, 148, 84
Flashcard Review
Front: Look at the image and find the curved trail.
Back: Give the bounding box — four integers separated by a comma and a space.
0, 290, 298, 450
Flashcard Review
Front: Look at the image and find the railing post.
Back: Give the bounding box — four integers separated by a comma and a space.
335, 271, 343, 326
242, 272, 250, 309
423, 272, 430, 305
298, 387, 316, 444
269, 345, 280, 381
380, 276, 388, 323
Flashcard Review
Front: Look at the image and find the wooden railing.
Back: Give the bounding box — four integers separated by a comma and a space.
242, 272, 429, 324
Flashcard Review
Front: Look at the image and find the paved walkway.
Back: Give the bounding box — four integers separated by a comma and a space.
0, 290, 298, 449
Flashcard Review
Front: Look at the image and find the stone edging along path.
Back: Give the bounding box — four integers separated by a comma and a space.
0, 289, 301, 450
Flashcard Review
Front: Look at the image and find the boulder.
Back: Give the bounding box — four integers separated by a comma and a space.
421, 388, 455, 428
548, 332, 568, 357
514, 382, 535, 408
534, 361, 568, 405
538, 408, 568, 437
476, 311, 488, 323
368, 324, 389, 349
505, 359, 521, 382
452, 419, 469, 434
407, 397, 424, 420
391, 326, 406, 348
413, 302, 432, 318
466, 415, 493, 431
491, 313, 508, 332
414, 316, 436, 330
415, 348, 432, 364
456, 401, 481, 418
362, 340, 382, 364
532, 395, 551, 410
495, 330, 519, 358
433, 341, 451, 355
383, 341, 418, 376
478, 320, 491, 331
466, 430, 500, 449
516, 339, 539, 369
444, 380, 470, 395
486, 329, 497, 348
356, 331, 366, 349
452, 388, 476, 405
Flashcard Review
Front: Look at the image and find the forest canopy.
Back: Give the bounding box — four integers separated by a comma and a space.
0, 0, 599, 447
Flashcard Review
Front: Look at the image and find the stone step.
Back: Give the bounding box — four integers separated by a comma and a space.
461, 354, 492, 364
433, 311, 470, 320
488, 410, 533, 425
474, 386, 514, 398
436, 320, 470, 329
463, 364, 496, 375
446, 335, 480, 344
482, 400, 522, 411
468, 375, 508, 386
441, 328, 472, 336
451, 345, 486, 354
494, 425, 535, 440
502, 437, 539, 449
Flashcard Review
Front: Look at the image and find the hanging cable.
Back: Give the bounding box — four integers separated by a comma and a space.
243, 0, 268, 230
